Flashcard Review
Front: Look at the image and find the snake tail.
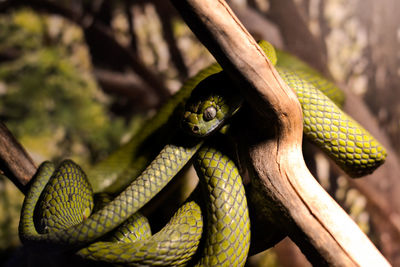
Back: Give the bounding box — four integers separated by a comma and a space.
258, 40, 278, 66
194, 144, 250, 267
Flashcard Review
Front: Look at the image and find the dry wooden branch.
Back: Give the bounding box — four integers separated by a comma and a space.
0, 122, 36, 193
170, 0, 390, 265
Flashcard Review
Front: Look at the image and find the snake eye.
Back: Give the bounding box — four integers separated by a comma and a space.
203, 106, 217, 121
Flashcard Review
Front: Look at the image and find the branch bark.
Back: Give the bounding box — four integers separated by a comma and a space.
170, 0, 390, 265
0, 122, 36, 194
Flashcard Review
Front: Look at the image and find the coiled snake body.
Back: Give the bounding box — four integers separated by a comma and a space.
19, 41, 386, 265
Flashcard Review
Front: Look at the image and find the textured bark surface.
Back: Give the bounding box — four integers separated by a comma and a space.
0, 122, 36, 193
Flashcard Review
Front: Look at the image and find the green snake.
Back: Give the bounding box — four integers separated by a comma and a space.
78, 142, 250, 266
19, 40, 386, 265
183, 41, 386, 177
20, 137, 203, 246
19, 75, 249, 265
87, 63, 223, 194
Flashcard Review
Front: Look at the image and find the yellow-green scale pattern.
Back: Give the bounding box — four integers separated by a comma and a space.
19, 38, 388, 265
275, 50, 345, 107
19, 162, 55, 243
194, 145, 250, 267
277, 67, 386, 177
19, 142, 203, 246
36, 160, 94, 233
110, 212, 152, 243
78, 201, 203, 266
89, 63, 222, 193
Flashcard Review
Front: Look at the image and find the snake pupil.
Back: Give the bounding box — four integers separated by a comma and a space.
203, 106, 217, 121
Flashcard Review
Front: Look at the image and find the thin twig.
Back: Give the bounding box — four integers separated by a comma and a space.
154, 0, 189, 81
124, 0, 138, 54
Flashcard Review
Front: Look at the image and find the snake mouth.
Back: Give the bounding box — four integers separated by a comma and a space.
181, 117, 226, 138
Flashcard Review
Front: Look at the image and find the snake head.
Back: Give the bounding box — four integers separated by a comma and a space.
182, 72, 243, 137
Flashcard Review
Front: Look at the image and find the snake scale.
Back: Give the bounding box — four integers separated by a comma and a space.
19, 41, 386, 265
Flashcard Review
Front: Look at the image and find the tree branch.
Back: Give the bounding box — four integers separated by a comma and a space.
124, 0, 138, 54
0, 122, 36, 194
93, 68, 159, 110
249, 0, 400, 263
170, 0, 390, 265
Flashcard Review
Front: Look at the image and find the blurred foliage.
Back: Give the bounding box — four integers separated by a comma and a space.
0, 10, 43, 51
0, 9, 131, 257
0, 9, 127, 163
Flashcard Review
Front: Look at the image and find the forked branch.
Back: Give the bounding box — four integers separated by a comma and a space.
170, 0, 390, 265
